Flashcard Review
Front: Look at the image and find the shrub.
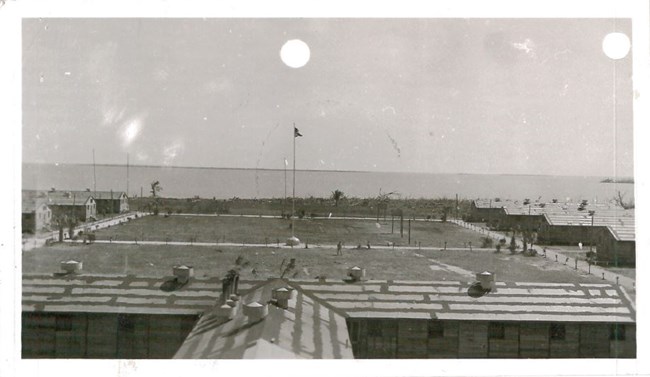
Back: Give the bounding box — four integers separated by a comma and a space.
481, 237, 493, 248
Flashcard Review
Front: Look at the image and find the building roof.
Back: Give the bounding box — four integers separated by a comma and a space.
174, 279, 354, 359
91, 191, 128, 200
543, 213, 636, 243
21, 197, 50, 214
606, 225, 636, 242
474, 199, 633, 218
23, 189, 126, 207
288, 279, 636, 324
23, 274, 636, 324
41, 191, 95, 206
22, 273, 245, 316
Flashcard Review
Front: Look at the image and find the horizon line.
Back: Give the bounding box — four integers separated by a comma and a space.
22, 161, 632, 179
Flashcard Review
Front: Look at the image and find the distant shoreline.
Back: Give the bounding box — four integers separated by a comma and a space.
22, 161, 615, 179
600, 178, 634, 184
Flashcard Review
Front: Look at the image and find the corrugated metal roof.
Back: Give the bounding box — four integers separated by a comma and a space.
543, 213, 636, 242
91, 191, 128, 199
474, 199, 634, 218
24, 275, 636, 324
44, 191, 95, 206
295, 279, 636, 324
22, 273, 230, 315
174, 279, 354, 359
606, 225, 636, 242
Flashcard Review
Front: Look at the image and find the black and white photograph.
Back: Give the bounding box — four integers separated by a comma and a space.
3, 1, 649, 376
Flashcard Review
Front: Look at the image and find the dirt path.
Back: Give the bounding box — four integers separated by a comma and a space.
22, 212, 147, 251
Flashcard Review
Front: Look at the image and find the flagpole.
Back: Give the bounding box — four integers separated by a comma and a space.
283, 157, 287, 218
292, 123, 296, 238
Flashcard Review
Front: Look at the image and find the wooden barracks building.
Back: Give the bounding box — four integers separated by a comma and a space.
22, 264, 636, 359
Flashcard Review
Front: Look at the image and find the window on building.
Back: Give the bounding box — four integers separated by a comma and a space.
610, 324, 626, 341
428, 320, 444, 338
488, 322, 505, 339
549, 323, 566, 340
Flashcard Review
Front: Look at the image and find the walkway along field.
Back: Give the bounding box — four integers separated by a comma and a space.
449, 219, 636, 295
21, 211, 146, 251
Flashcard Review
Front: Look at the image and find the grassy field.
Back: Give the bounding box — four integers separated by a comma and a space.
23, 242, 612, 287
90, 215, 488, 248
130, 196, 473, 219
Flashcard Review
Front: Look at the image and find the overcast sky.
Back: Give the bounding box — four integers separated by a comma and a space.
22, 18, 633, 177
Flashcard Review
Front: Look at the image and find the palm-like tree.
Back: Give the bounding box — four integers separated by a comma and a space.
150, 181, 163, 215
331, 189, 344, 207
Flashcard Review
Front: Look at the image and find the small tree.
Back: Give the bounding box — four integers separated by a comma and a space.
508, 234, 517, 254
150, 181, 163, 215
481, 237, 493, 248
67, 216, 78, 238
441, 206, 451, 222
331, 189, 345, 207
614, 191, 635, 209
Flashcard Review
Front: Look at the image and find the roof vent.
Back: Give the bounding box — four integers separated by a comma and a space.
173, 265, 194, 284
476, 271, 497, 292
347, 266, 366, 282
216, 303, 236, 319
60, 260, 83, 274
272, 287, 293, 309
243, 302, 268, 321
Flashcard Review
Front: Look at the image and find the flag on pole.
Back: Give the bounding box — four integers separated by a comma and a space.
294, 127, 303, 137
284, 158, 288, 166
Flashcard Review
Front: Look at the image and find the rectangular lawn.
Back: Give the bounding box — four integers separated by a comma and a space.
91, 215, 488, 249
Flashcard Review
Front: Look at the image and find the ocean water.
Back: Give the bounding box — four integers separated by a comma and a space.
22, 163, 635, 202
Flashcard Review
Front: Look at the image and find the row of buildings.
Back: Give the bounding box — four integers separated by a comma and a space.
21, 189, 129, 233
23, 265, 636, 359
468, 199, 636, 267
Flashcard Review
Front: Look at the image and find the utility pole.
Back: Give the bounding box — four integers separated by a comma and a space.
92, 148, 97, 195
590, 210, 596, 252
283, 157, 287, 217
488, 199, 492, 227
292, 126, 296, 238
408, 219, 411, 244
126, 153, 130, 196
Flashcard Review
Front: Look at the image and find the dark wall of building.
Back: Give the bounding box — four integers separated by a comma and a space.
347, 319, 635, 359
500, 215, 544, 233
537, 224, 604, 246
468, 206, 505, 225
50, 205, 88, 222
22, 213, 35, 233
96, 200, 119, 215
597, 238, 636, 267
22, 312, 198, 359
